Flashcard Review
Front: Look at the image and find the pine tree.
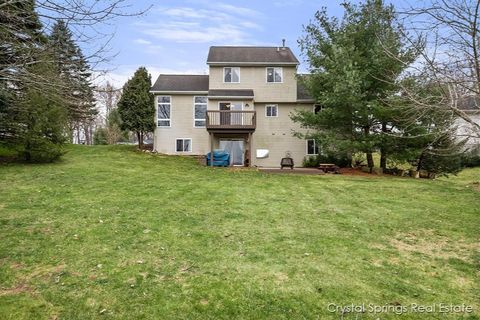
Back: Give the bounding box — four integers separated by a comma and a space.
0, 0, 45, 85
293, 0, 418, 169
3, 54, 68, 162
48, 21, 96, 144
0, 0, 53, 153
117, 67, 155, 148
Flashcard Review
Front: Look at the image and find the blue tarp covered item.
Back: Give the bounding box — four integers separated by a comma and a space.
206, 150, 230, 167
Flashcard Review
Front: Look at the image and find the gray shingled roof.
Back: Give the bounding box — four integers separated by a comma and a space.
208, 89, 254, 98
207, 46, 299, 65
151, 74, 209, 92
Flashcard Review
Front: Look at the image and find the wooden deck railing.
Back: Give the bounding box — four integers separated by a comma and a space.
206, 110, 256, 131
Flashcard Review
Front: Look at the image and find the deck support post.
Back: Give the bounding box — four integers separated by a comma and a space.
210, 132, 214, 167
248, 132, 252, 167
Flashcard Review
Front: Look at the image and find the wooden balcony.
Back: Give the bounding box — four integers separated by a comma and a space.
206, 110, 256, 132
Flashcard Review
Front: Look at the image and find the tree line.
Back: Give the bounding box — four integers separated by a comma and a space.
0, 0, 151, 162
0, 2, 95, 161
293, 0, 480, 175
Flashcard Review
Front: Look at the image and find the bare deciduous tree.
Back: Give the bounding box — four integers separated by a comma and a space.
399, 0, 480, 141
95, 81, 122, 119
0, 0, 150, 147
1, 0, 150, 85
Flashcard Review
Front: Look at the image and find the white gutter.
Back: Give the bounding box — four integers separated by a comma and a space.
207, 62, 299, 66
150, 91, 208, 94
208, 96, 254, 99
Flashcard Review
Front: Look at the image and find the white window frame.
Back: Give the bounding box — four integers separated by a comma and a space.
266, 67, 283, 83
265, 104, 278, 117
218, 101, 244, 125
223, 67, 240, 83
175, 138, 192, 152
157, 96, 171, 127
306, 139, 318, 155
193, 96, 207, 128
218, 101, 243, 111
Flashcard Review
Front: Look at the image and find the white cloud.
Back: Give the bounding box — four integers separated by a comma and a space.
184, 1, 261, 17
273, 0, 304, 7
137, 4, 263, 44
134, 38, 152, 45
132, 38, 163, 55
213, 2, 260, 17
161, 7, 207, 19
239, 21, 261, 29
141, 24, 248, 44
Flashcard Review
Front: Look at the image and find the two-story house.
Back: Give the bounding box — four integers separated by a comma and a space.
150, 45, 317, 167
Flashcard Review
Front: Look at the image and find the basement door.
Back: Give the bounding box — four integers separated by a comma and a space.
219, 139, 245, 166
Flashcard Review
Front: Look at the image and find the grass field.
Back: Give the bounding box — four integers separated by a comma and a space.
0, 145, 479, 319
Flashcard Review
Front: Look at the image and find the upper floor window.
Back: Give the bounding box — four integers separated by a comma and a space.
224, 67, 240, 83
194, 96, 207, 127
266, 67, 283, 83
314, 104, 324, 114
265, 105, 278, 117
306, 139, 319, 155
157, 96, 171, 127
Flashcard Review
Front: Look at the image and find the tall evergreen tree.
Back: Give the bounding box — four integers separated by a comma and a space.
292, 0, 418, 168
117, 67, 154, 148
2, 53, 68, 162
0, 0, 45, 85
48, 21, 96, 144
0, 0, 44, 142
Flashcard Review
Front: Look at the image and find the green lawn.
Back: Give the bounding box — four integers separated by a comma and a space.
0, 145, 479, 319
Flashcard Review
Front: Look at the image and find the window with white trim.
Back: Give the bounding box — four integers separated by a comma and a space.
266, 67, 283, 83
306, 139, 319, 155
265, 105, 278, 117
176, 138, 192, 152
224, 67, 240, 83
157, 96, 171, 127
194, 96, 207, 127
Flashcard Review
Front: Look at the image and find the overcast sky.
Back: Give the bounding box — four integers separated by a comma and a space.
94, 0, 391, 87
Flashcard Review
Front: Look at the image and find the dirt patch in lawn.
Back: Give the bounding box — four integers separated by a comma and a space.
470, 181, 480, 192
27, 264, 66, 280
10, 262, 24, 270
0, 283, 32, 296
389, 229, 479, 262
338, 168, 383, 177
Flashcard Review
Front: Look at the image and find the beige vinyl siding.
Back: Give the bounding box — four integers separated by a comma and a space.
251, 103, 311, 167
153, 97, 314, 167
209, 66, 298, 102
154, 95, 210, 155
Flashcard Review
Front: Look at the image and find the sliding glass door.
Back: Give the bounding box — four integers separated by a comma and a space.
219, 140, 245, 166
219, 102, 243, 125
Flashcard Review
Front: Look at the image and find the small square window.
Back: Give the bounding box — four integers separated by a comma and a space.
266, 105, 278, 117
267, 67, 283, 83
176, 139, 192, 152
224, 67, 240, 83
